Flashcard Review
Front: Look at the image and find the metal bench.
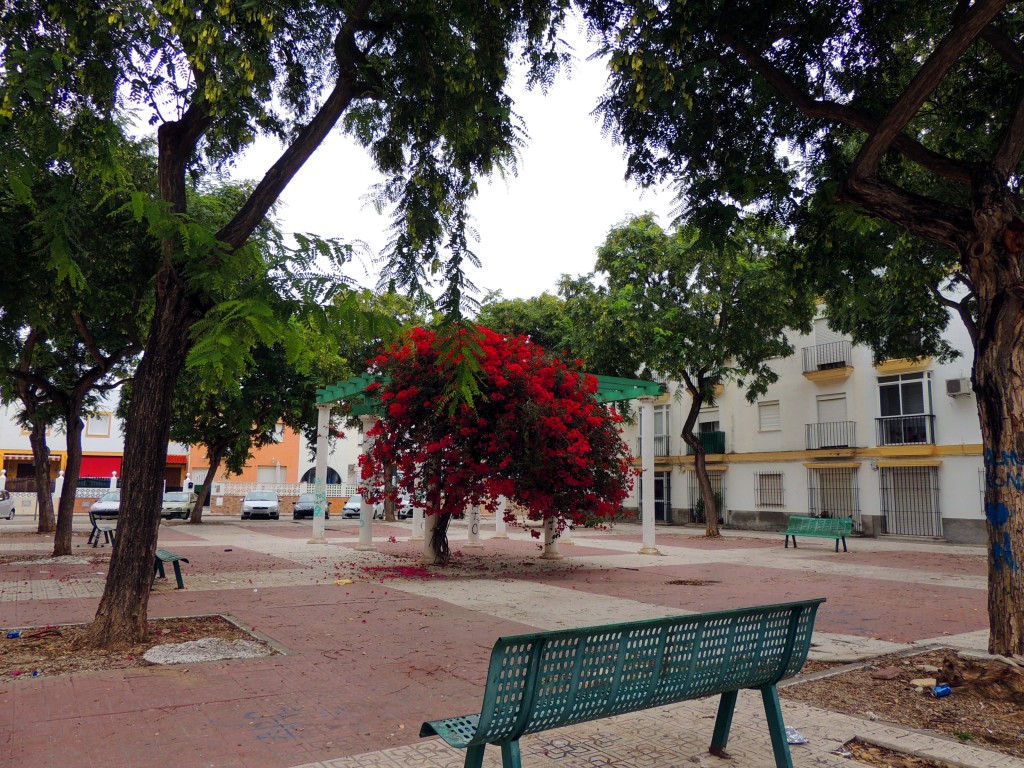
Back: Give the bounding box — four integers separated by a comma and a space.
420, 598, 825, 768
153, 549, 189, 590
782, 515, 853, 552
88, 510, 116, 548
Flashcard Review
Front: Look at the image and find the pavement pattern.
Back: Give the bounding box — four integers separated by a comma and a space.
0, 514, 1017, 768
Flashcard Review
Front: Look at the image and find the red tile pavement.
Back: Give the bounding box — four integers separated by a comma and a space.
806, 549, 986, 576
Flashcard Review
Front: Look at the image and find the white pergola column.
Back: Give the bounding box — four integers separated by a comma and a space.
465, 505, 482, 548
0, 469, 7, 492
494, 497, 508, 539
420, 512, 438, 564
110, 471, 118, 489
408, 478, 424, 541
540, 517, 562, 560
638, 396, 661, 555
52, 470, 65, 512
355, 414, 378, 552
309, 402, 332, 544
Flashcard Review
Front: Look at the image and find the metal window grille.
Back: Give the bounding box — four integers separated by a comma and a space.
685, 469, 725, 523
807, 467, 861, 531
879, 466, 941, 537
754, 472, 785, 508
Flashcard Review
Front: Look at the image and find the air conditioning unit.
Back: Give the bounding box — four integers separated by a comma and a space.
945, 377, 972, 397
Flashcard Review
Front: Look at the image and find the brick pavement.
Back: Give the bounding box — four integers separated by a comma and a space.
0, 515, 1019, 768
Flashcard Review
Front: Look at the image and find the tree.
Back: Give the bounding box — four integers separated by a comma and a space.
3, 0, 571, 647
577, 214, 814, 536
583, 0, 1024, 654
361, 326, 635, 562
476, 291, 572, 352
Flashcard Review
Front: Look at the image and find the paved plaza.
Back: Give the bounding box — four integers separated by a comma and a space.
0, 515, 1018, 768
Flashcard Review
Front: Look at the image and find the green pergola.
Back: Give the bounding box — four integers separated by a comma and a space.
315, 372, 665, 414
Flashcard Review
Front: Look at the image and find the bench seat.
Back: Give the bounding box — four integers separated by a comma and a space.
421, 598, 825, 768
781, 515, 853, 552
153, 549, 189, 590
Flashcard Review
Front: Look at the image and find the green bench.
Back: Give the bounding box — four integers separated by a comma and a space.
782, 515, 853, 552
420, 598, 825, 768
88, 510, 116, 548
153, 549, 189, 590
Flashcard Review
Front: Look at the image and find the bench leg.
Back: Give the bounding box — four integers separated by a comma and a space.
463, 744, 485, 768
760, 684, 795, 768
171, 560, 185, 590
709, 689, 737, 756
500, 740, 522, 768
841, 535, 848, 553
784, 534, 789, 548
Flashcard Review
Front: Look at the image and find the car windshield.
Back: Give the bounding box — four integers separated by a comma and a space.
247, 491, 277, 501
163, 492, 189, 502
297, 493, 317, 503
99, 491, 120, 502
346, 495, 362, 505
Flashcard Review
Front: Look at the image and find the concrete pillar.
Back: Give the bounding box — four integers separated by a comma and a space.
355, 414, 378, 551
52, 470, 65, 511
420, 512, 438, 564
465, 505, 482, 548
638, 397, 661, 556
109, 471, 118, 489
408, 478, 424, 541
0, 469, 6, 492
309, 403, 332, 544
540, 517, 563, 560
494, 497, 508, 539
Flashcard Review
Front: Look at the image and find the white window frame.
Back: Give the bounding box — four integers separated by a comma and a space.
86, 413, 112, 437
758, 401, 780, 432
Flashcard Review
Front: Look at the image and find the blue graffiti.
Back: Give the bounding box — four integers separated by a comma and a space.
984, 448, 1024, 468
985, 472, 1024, 490
992, 532, 1019, 573
985, 502, 1011, 527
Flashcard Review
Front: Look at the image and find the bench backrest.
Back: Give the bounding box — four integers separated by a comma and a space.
786, 516, 852, 535
472, 598, 824, 744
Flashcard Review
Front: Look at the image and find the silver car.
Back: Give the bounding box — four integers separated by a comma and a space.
161, 491, 197, 520
241, 490, 280, 520
91, 490, 121, 520
0, 490, 14, 520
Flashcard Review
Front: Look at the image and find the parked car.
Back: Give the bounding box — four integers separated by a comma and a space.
292, 492, 330, 520
240, 490, 280, 520
396, 493, 415, 520
160, 491, 197, 520
0, 490, 14, 520
342, 493, 383, 519
90, 490, 121, 520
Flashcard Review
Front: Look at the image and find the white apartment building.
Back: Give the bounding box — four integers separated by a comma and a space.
621, 312, 986, 544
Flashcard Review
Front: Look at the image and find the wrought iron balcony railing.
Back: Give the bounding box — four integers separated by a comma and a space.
805, 421, 856, 450
685, 431, 726, 455
875, 415, 935, 446
802, 341, 853, 373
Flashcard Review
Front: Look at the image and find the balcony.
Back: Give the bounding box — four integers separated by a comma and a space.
875, 415, 935, 446
802, 341, 853, 382
635, 436, 671, 458
805, 421, 856, 450
686, 431, 726, 455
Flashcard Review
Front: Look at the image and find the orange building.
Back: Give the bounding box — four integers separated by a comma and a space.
188, 423, 302, 485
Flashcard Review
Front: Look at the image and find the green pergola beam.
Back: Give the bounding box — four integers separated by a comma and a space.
317, 372, 663, 409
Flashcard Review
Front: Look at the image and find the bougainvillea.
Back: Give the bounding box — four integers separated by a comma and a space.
359, 326, 634, 559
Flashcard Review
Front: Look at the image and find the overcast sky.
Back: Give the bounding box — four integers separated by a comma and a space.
230, 24, 677, 303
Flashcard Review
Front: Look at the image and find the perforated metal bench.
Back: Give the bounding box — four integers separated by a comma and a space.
782, 515, 853, 552
153, 549, 189, 590
420, 598, 825, 768
88, 510, 115, 548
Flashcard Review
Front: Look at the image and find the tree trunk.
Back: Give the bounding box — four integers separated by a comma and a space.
190, 447, 224, 524
969, 196, 1024, 656
85, 267, 196, 648
680, 388, 720, 537
53, 411, 84, 556
29, 422, 55, 533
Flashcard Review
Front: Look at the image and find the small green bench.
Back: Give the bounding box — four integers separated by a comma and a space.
88, 510, 116, 548
782, 515, 853, 552
420, 598, 825, 768
153, 549, 190, 590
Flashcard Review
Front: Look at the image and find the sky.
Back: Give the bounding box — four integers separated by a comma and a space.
229, 24, 678, 303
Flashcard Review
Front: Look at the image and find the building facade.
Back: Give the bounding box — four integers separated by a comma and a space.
621, 312, 986, 544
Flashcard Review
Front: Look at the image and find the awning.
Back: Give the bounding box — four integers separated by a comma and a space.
2, 454, 34, 462
166, 455, 188, 465
80, 455, 123, 476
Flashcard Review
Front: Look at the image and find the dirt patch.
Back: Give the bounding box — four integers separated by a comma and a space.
784, 649, 1024, 759
836, 738, 958, 767
0, 615, 275, 679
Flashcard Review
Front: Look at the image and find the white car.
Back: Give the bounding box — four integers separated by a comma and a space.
91, 490, 121, 520
161, 491, 197, 520
241, 490, 280, 520
0, 490, 14, 520
342, 493, 383, 519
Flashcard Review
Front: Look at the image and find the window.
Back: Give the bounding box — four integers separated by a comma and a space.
272, 422, 285, 443
257, 465, 286, 484
758, 401, 780, 431
877, 372, 934, 445
654, 405, 670, 456
86, 413, 112, 437
755, 472, 785, 508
